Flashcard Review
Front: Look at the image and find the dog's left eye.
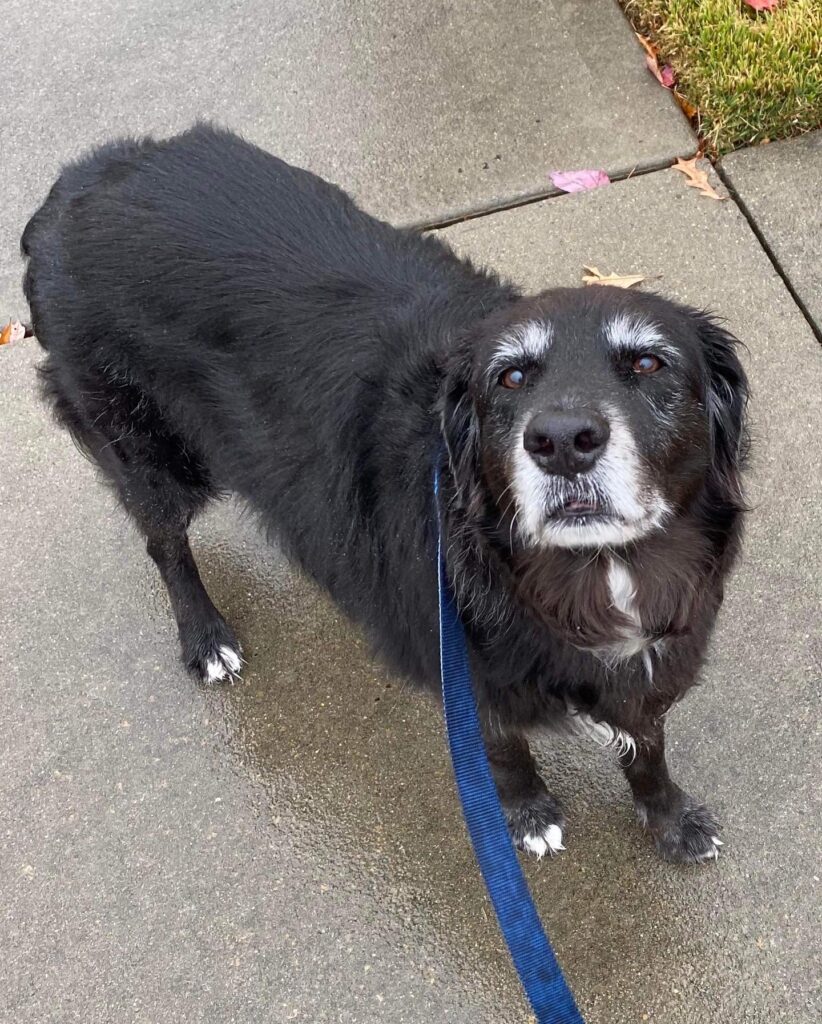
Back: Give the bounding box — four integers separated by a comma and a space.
499, 367, 526, 389
632, 354, 663, 375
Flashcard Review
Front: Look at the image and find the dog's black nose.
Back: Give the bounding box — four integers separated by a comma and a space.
523, 409, 610, 476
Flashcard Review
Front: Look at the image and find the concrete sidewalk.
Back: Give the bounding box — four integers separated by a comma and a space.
1, 2, 821, 1023
1, 0, 694, 293
721, 131, 822, 337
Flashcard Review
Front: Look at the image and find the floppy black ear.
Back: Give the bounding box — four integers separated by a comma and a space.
692, 311, 750, 508
438, 340, 481, 510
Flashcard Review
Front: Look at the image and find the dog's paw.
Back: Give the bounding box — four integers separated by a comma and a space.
636, 800, 723, 864
182, 621, 243, 684
202, 642, 243, 684
504, 794, 567, 860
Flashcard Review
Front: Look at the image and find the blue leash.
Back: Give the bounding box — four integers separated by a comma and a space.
434, 467, 584, 1024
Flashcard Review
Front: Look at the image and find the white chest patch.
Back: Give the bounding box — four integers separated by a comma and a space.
606, 557, 648, 661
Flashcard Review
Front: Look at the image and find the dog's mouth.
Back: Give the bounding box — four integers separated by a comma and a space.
547, 498, 619, 522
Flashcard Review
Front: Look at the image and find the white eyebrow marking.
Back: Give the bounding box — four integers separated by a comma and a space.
604, 312, 677, 360
489, 321, 553, 376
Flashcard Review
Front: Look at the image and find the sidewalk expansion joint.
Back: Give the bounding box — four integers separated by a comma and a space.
714, 164, 822, 347
413, 153, 698, 233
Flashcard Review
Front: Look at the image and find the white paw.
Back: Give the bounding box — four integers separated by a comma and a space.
696, 836, 724, 862
203, 644, 243, 683
522, 824, 565, 859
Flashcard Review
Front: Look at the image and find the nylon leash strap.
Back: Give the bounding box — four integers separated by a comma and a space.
434, 467, 584, 1024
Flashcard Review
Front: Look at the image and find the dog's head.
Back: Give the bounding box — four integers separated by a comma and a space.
441, 287, 748, 551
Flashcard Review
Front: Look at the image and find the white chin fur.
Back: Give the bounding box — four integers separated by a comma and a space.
510, 405, 670, 550
536, 515, 655, 550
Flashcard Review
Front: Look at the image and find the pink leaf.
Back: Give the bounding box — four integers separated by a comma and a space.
549, 170, 610, 193
743, 0, 779, 10
645, 53, 675, 89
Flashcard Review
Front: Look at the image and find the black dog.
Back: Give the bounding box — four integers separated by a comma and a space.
22, 124, 748, 863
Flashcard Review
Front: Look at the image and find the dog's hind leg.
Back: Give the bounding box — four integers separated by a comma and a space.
40, 359, 242, 683
483, 725, 567, 859
144, 523, 243, 684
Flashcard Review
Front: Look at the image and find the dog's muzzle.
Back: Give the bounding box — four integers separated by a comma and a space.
512, 405, 669, 549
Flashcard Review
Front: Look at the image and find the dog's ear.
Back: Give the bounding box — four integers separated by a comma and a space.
692, 311, 750, 508
438, 339, 481, 508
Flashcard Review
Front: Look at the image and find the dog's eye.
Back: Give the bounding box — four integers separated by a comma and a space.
632, 354, 663, 375
499, 367, 526, 389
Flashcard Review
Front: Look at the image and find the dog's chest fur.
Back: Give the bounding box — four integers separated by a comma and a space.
508, 515, 716, 662
603, 557, 646, 660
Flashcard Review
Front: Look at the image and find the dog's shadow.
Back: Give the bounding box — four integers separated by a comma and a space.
189, 504, 722, 1007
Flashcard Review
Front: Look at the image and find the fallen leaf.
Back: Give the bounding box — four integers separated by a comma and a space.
645, 53, 675, 88
582, 266, 648, 289
635, 33, 658, 61
636, 33, 675, 89
659, 65, 676, 88
671, 157, 725, 201
0, 319, 28, 346
550, 169, 610, 193
674, 91, 698, 120
744, 0, 779, 11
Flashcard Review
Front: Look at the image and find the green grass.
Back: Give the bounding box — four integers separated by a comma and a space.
621, 0, 822, 153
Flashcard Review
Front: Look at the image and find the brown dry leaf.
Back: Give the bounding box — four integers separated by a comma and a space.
672, 157, 725, 201
674, 91, 698, 120
0, 319, 28, 346
635, 33, 658, 61
582, 266, 648, 289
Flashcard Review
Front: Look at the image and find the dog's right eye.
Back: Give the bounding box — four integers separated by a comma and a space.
499, 367, 526, 390
632, 353, 664, 375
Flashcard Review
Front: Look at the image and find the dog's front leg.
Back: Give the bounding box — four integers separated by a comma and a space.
622, 712, 723, 864
482, 722, 567, 859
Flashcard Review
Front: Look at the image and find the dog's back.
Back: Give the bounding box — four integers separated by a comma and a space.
23, 124, 388, 363
23, 123, 496, 458
22, 124, 512, 685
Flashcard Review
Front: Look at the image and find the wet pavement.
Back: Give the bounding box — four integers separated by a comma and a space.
2, 2, 821, 1023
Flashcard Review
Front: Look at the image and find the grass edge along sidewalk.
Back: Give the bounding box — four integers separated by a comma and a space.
620, 0, 822, 153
